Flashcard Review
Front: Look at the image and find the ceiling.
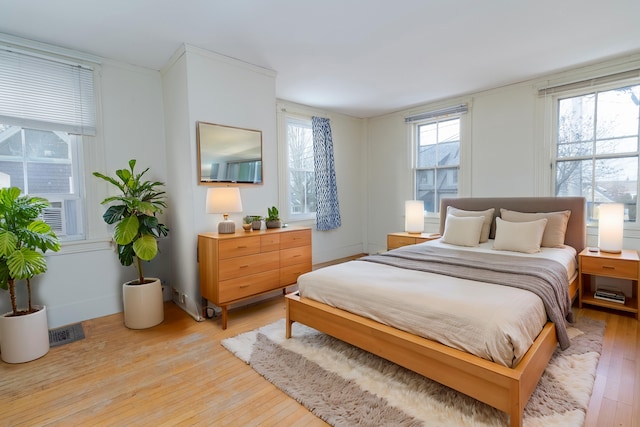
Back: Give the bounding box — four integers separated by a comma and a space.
1, 0, 640, 118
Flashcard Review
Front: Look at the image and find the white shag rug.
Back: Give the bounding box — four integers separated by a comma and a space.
222, 316, 605, 427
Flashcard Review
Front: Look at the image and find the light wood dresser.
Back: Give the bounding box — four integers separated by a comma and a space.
198, 226, 312, 329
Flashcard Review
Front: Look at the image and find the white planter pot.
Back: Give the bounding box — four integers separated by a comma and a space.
0, 305, 49, 364
122, 278, 164, 329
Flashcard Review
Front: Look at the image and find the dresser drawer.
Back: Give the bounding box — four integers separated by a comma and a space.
280, 229, 311, 249
581, 256, 639, 279
219, 236, 261, 259
280, 263, 312, 286
280, 246, 311, 266
261, 234, 280, 252
218, 251, 280, 281
387, 235, 416, 250
219, 270, 280, 301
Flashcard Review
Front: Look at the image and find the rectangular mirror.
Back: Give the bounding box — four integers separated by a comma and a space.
197, 121, 263, 184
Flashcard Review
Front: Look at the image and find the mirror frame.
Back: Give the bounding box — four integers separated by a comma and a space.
196, 121, 263, 185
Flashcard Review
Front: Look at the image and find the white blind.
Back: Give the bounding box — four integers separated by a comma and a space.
404, 104, 468, 123
0, 48, 96, 135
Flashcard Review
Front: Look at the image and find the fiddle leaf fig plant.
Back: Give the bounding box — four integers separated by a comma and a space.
0, 187, 60, 316
93, 159, 169, 285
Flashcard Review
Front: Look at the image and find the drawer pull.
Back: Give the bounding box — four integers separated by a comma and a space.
239, 285, 250, 289
239, 265, 249, 269
602, 265, 616, 270
293, 254, 301, 258
237, 245, 248, 249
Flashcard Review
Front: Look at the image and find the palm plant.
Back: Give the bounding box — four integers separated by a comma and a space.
93, 159, 169, 285
0, 187, 60, 316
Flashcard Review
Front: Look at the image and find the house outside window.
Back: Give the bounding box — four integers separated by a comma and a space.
553, 83, 640, 223
285, 116, 316, 220
0, 125, 83, 238
414, 117, 461, 213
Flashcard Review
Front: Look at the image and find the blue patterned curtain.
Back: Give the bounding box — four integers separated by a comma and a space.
312, 116, 341, 231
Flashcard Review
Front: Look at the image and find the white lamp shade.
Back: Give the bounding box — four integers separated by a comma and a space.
598, 203, 624, 253
405, 200, 424, 233
206, 187, 243, 214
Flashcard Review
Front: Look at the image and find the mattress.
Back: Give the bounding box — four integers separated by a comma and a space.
297, 240, 577, 368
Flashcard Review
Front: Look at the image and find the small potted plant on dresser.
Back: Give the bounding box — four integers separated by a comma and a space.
242, 216, 253, 232
93, 159, 169, 329
0, 187, 60, 363
250, 216, 262, 230
265, 206, 281, 229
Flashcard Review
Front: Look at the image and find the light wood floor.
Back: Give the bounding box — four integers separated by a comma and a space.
1, 295, 638, 426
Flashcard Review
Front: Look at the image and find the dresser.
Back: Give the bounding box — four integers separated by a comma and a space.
198, 226, 312, 329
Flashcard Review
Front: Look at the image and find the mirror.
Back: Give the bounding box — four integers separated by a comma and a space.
197, 121, 263, 184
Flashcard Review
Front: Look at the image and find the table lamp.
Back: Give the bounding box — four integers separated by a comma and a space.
206, 187, 243, 234
405, 200, 424, 234
598, 203, 624, 253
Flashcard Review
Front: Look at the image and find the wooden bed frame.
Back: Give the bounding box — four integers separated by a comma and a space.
285, 197, 586, 427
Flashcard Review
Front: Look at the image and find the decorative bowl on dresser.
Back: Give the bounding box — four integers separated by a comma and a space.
198, 226, 312, 329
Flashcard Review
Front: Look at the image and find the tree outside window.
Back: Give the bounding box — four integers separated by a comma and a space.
555, 84, 640, 222
286, 117, 316, 218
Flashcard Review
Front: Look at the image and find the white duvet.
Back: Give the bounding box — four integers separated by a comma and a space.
297, 239, 576, 368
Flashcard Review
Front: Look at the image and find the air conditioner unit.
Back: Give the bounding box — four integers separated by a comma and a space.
41, 201, 66, 236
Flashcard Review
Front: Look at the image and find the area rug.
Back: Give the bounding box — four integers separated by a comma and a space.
222, 316, 605, 427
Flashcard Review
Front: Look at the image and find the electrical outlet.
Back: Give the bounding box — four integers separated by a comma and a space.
180, 293, 186, 304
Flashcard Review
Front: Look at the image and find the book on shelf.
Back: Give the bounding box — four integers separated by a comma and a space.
594, 287, 626, 304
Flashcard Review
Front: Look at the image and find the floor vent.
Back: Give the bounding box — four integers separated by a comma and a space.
49, 323, 85, 347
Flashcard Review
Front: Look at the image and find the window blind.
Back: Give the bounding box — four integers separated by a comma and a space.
404, 104, 468, 123
537, 68, 640, 96
0, 48, 96, 135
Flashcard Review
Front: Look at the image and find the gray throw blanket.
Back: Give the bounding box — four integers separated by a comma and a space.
360, 244, 574, 350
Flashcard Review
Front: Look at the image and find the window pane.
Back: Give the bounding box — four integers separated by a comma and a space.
286, 117, 316, 217
597, 86, 640, 139
555, 159, 592, 197
596, 136, 638, 155
415, 116, 461, 213
558, 94, 595, 145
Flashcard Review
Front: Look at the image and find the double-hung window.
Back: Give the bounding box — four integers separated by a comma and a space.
553, 81, 640, 223
409, 104, 467, 213
281, 115, 316, 221
0, 43, 97, 241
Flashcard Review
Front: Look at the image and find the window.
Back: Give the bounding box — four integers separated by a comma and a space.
0, 43, 97, 241
285, 116, 316, 220
554, 83, 640, 223
414, 117, 461, 213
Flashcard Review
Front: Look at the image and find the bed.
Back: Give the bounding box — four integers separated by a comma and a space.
285, 197, 586, 427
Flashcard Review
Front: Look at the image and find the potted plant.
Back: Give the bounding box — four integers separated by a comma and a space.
242, 216, 253, 232
93, 159, 169, 329
0, 187, 60, 363
250, 215, 262, 230
265, 206, 281, 229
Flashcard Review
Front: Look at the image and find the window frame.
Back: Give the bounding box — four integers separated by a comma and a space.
0, 34, 109, 253
550, 78, 640, 226
277, 108, 317, 223
409, 104, 470, 214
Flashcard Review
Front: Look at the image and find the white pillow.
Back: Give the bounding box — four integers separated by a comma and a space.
442, 215, 484, 247
493, 217, 548, 254
500, 208, 570, 248
447, 206, 495, 243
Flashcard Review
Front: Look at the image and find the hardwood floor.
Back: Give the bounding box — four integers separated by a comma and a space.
1, 295, 638, 426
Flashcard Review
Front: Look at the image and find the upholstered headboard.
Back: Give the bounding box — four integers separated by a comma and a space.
439, 197, 586, 254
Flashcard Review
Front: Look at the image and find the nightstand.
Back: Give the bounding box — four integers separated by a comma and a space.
387, 232, 440, 250
578, 247, 639, 318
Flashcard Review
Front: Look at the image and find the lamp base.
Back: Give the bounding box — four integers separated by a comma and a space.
218, 220, 236, 234
599, 248, 622, 254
